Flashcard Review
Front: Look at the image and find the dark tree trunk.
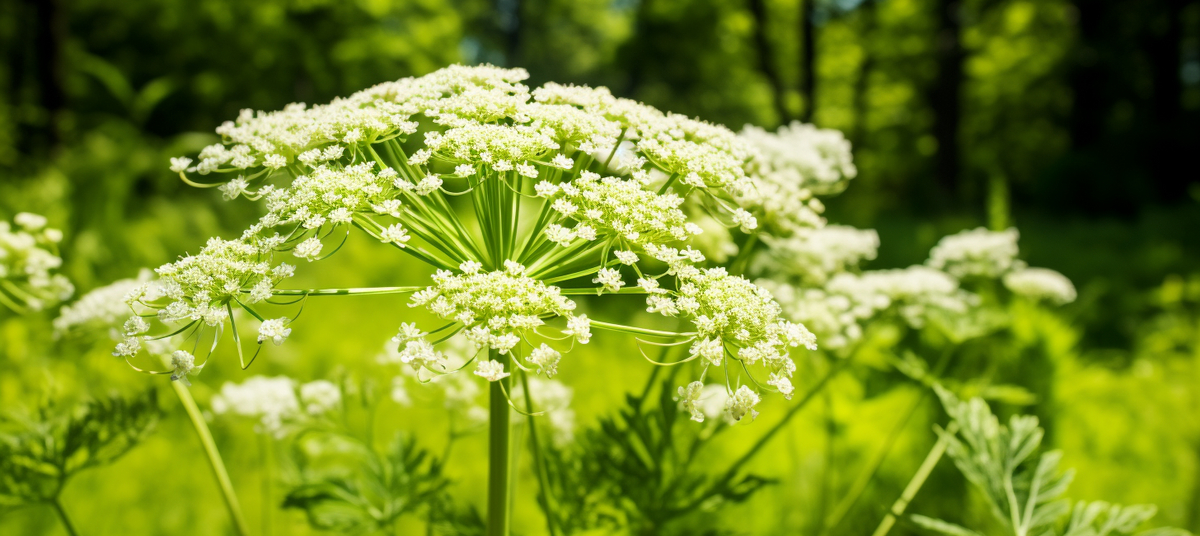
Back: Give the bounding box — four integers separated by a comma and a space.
1067, 0, 1107, 151
1146, 0, 1190, 200
748, 0, 788, 125
800, 0, 816, 123
28, 0, 66, 152
930, 0, 963, 202
622, 0, 656, 97
851, 0, 878, 146
496, 0, 521, 66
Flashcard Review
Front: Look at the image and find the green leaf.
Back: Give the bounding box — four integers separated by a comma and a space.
0, 390, 161, 508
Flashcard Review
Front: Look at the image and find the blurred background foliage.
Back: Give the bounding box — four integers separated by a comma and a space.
1, 0, 1198, 534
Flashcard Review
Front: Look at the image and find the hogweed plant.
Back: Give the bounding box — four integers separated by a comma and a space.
0, 213, 73, 314
110, 65, 821, 535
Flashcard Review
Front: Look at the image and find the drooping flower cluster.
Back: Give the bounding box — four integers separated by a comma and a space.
0, 213, 73, 312
113, 235, 296, 360
210, 376, 342, 437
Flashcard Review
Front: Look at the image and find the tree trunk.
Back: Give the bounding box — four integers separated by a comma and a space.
496, 0, 521, 67
1146, 0, 1190, 201
749, 0, 789, 124
800, 0, 817, 123
851, 0, 879, 146
930, 0, 963, 203
1067, 0, 1106, 151
28, 0, 66, 152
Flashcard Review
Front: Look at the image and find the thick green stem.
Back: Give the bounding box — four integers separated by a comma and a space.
51, 498, 79, 536
520, 372, 560, 536
487, 350, 512, 536
172, 382, 251, 536
870, 422, 959, 536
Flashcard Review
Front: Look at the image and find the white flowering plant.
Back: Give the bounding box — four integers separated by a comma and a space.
105, 65, 835, 535
0, 213, 73, 314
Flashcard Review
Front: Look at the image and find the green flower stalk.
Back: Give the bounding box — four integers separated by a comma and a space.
110, 65, 822, 534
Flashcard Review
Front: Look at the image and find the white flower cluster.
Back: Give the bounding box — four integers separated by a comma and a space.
740, 121, 857, 195
383, 336, 489, 427
539, 171, 701, 251
183, 65, 757, 207
758, 281, 862, 350
532, 82, 755, 194
829, 266, 974, 329
112, 235, 297, 361
645, 266, 815, 416
762, 225, 1076, 350
210, 376, 341, 437
511, 377, 576, 447
735, 122, 857, 235
260, 162, 396, 229
149, 236, 292, 317
1003, 267, 1077, 305
756, 225, 880, 285
676, 381, 762, 424
54, 269, 154, 336
0, 213, 73, 312
927, 227, 1023, 279
409, 261, 586, 358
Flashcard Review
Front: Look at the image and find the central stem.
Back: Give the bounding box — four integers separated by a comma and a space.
487, 349, 512, 536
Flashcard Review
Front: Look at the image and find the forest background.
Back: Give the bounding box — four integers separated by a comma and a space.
2, 0, 1199, 534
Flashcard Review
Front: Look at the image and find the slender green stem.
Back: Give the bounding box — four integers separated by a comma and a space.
729, 231, 761, 276
823, 348, 955, 534
172, 382, 251, 536
51, 498, 79, 536
714, 357, 849, 488
557, 286, 649, 296
487, 350, 512, 536
870, 422, 960, 536
520, 372, 560, 536
261, 433, 273, 536
589, 320, 697, 339
264, 286, 422, 296
638, 364, 663, 406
